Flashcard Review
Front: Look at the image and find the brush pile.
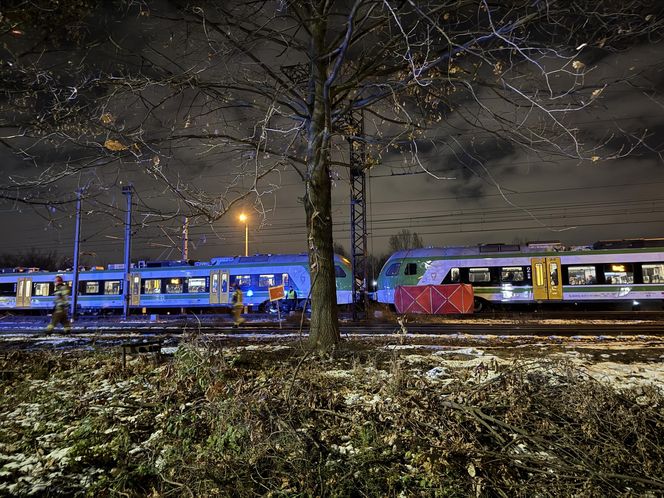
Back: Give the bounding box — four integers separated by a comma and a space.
1, 341, 662, 496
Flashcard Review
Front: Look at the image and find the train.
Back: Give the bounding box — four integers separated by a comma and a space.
0, 253, 354, 314
375, 239, 664, 311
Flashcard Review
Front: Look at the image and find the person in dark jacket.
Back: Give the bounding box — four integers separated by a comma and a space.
45, 275, 71, 334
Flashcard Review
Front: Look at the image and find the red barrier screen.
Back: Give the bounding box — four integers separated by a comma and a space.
394, 284, 474, 314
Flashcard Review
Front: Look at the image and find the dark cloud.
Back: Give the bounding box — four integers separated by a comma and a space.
1, 5, 663, 263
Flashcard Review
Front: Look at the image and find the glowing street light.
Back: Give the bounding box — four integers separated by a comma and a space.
239, 213, 248, 256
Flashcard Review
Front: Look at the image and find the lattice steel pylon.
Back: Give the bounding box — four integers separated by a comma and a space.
340, 111, 369, 320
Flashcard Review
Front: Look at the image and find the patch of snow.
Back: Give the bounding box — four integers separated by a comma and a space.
344, 393, 363, 405
45, 446, 71, 464
344, 393, 384, 408
435, 347, 485, 356
582, 361, 664, 391
236, 344, 292, 352
323, 370, 353, 379
439, 355, 506, 369
425, 366, 447, 379
35, 336, 82, 346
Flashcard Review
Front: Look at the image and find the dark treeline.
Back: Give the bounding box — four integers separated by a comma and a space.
0, 249, 65, 271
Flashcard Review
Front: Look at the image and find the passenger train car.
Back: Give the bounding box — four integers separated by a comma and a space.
0, 253, 353, 314
375, 239, 664, 311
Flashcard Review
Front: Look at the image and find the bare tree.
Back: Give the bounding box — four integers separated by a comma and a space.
332, 242, 348, 259
389, 229, 424, 253
1, 1, 663, 349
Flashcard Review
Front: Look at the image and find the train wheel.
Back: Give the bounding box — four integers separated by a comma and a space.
473, 298, 485, 313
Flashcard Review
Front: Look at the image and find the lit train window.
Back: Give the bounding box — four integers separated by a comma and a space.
549, 263, 559, 286
568, 266, 596, 285
166, 278, 183, 294
85, 282, 100, 294
643, 264, 664, 283
235, 275, 252, 287
334, 266, 347, 278
385, 263, 401, 276
34, 283, 50, 296
603, 264, 633, 285
405, 263, 418, 276
259, 274, 275, 288
105, 281, 121, 295
469, 268, 490, 283
144, 279, 161, 294
187, 278, 207, 293
449, 268, 460, 283
501, 267, 524, 282
282, 273, 289, 287
534, 264, 544, 286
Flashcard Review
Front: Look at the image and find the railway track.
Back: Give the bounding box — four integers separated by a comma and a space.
2, 321, 664, 335
1, 310, 664, 333
1, 318, 664, 353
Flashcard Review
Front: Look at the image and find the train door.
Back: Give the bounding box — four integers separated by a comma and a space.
130, 274, 141, 306
16, 277, 33, 307
531, 257, 563, 300
209, 270, 230, 305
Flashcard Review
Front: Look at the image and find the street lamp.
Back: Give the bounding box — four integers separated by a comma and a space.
239, 213, 248, 256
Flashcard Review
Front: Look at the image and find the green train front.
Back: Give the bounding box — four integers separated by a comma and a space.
0, 253, 353, 313
376, 240, 664, 310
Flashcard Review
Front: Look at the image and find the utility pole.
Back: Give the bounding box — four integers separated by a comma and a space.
70, 189, 82, 320
122, 185, 133, 320
182, 217, 189, 260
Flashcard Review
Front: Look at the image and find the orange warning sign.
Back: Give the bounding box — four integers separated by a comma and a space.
269, 285, 285, 301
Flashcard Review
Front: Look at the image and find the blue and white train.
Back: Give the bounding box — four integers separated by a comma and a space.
0, 253, 354, 314
376, 239, 664, 311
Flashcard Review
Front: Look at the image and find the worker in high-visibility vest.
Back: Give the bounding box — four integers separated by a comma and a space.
45, 275, 71, 334
286, 286, 298, 312
231, 284, 246, 327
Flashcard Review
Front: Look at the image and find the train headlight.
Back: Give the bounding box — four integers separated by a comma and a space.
246, 289, 254, 297
632, 300, 639, 306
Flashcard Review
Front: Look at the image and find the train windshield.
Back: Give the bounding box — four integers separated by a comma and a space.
334, 266, 346, 278
385, 262, 401, 276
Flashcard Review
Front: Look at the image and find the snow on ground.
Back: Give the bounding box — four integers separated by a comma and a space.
377, 335, 664, 392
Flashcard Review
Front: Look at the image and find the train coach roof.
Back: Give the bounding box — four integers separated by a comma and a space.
388, 244, 572, 259
210, 254, 306, 265
208, 253, 348, 265
388, 238, 664, 260
388, 247, 476, 259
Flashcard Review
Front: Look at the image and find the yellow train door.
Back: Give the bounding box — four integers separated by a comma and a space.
531, 257, 563, 301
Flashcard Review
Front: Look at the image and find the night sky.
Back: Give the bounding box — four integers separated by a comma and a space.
1, 2, 663, 267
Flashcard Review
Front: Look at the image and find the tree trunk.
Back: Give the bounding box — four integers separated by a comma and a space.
305, 167, 340, 350
304, 12, 340, 351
